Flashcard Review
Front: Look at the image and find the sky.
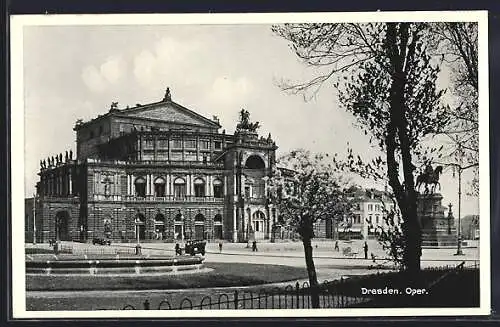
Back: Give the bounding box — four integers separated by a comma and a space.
22, 23, 480, 216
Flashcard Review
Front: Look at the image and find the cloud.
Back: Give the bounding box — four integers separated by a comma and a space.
132, 37, 202, 87
81, 55, 127, 92
100, 56, 126, 84
207, 76, 254, 106
133, 50, 156, 86
81, 65, 107, 92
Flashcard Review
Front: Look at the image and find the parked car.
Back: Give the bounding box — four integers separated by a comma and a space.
92, 238, 111, 245
184, 240, 206, 256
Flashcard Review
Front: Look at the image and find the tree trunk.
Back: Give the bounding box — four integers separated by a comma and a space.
302, 236, 320, 308
385, 23, 422, 280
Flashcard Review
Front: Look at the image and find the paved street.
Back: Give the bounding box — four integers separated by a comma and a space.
28, 239, 480, 273
25, 240, 480, 310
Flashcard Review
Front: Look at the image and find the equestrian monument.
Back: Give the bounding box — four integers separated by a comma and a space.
416, 165, 458, 247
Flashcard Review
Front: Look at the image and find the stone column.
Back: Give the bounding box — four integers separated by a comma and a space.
151, 174, 155, 196
94, 171, 99, 196
167, 136, 171, 161
68, 172, 72, 195
232, 206, 238, 242
233, 174, 237, 194
266, 206, 271, 239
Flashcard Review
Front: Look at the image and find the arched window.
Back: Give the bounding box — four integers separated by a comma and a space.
252, 211, 266, 232
214, 213, 222, 223
245, 155, 265, 169
136, 213, 145, 223
102, 177, 112, 198
134, 177, 146, 198
213, 179, 223, 198
175, 212, 183, 221
193, 178, 205, 197
195, 213, 205, 222
155, 213, 165, 223
154, 177, 166, 197
173, 177, 186, 197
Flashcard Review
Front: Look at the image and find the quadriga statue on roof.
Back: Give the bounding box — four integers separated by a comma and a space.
236, 109, 260, 133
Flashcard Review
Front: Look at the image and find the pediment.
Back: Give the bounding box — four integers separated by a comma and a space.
119, 101, 219, 128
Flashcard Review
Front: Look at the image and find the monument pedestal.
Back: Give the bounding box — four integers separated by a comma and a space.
418, 193, 457, 247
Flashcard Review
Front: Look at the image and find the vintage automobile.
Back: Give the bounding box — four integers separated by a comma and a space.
92, 238, 111, 246
184, 240, 206, 256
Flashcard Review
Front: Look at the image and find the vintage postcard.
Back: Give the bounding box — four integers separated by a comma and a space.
10, 11, 490, 318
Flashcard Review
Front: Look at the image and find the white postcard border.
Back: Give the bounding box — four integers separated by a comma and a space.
10, 10, 491, 318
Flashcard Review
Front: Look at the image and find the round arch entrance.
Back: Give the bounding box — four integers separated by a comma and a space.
214, 214, 223, 240
154, 213, 165, 240
55, 211, 70, 241
245, 155, 265, 169
252, 210, 266, 240
194, 213, 205, 240
135, 213, 146, 241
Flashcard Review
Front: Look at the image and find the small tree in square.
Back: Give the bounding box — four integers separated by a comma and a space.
267, 149, 355, 308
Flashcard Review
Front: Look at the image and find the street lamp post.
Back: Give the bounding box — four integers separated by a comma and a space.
434, 137, 477, 256
443, 160, 476, 256
455, 165, 464, 256
135, 218, 140, 245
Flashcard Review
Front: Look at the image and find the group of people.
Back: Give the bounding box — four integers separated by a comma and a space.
178, 239, 373, 259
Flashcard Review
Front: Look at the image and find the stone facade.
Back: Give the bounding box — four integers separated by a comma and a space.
32, 90, 278, 243
312, 188, 395, 240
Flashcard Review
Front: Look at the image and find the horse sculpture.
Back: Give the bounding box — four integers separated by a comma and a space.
415, 165, 443, 194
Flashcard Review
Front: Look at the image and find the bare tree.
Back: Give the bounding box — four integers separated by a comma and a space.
429, 22, 479, 195
273, 23, 452, 279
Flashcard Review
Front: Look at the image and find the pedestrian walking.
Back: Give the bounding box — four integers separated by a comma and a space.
218, 242, 223, 253
334, 240, 339, 252
252, 241, 258, 252
363, 241, 369, 259
175, 243, 181, 256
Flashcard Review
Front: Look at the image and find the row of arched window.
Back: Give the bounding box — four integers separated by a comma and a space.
134, 212, 223, 223
133, 176, 224, 198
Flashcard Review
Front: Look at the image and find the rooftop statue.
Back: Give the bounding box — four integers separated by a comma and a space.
109, 102, 119, 112
236, 109, 260, 133
164, 87, 172, 101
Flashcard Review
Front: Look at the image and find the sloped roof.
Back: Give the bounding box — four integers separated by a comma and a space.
74, 98, 221, 130
117, 99, 221, 128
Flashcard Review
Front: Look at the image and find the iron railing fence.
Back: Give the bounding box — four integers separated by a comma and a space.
121, 279, 371, 310
120, 261, 478, 310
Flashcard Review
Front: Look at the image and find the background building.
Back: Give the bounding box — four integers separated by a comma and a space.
459, 215, 480, 240
31, 88, 278, 243
312, 187, 395, 240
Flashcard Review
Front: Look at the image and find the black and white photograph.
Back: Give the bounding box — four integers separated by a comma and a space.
10, 11, 490, 318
